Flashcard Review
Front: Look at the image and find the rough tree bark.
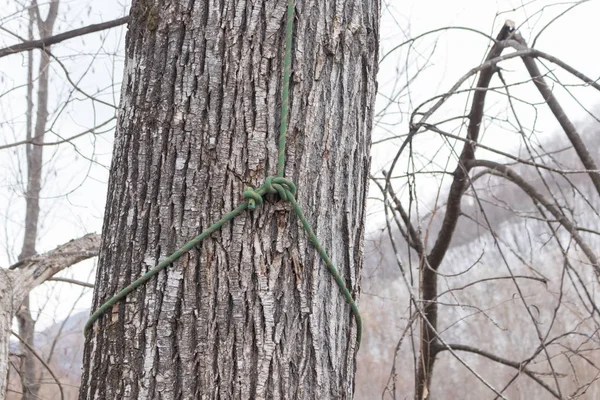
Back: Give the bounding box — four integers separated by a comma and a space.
16, 1, 59, 399
79, 0, 379, 399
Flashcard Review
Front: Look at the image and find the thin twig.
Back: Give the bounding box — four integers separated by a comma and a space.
10, 330, 65, 400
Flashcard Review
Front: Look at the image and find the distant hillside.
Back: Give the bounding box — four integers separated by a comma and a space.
7, 311, 87, 399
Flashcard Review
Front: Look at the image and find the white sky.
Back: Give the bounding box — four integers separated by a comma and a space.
0, 0, 599, 329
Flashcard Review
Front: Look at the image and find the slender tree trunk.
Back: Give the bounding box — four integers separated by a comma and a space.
80, 0, 379, 398
0, 270, 16, 399
15, 5, 36, 397
415, 23, 513, 400
16, 2, 59, 399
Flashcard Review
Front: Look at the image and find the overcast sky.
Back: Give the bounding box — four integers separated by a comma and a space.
1, 0, 599, 329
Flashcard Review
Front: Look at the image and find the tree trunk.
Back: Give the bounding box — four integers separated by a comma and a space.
16, 2, 59, 399
0, 270, 16, 399
79, 0, 379, 398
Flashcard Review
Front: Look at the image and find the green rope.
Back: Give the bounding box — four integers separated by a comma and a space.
277, 0, 294, 177
85, 0, 362, 349
84, 202, 249, 334
286, 192, 362, 346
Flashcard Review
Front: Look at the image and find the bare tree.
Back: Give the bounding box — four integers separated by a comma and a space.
16, 2, 60, 398
0, 1, 127, 398
367, 7, 600, 400
0, 234, 100, 397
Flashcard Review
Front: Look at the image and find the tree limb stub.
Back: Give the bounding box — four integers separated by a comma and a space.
10, 233, 100, 302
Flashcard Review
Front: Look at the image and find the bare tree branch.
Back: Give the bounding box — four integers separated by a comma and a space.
46, 276, 94, 288
10, 330, 65, 400
434, 342, 561, 399
509, 34, 600, 197
11, 233, 100, 302
0, 16, 129, 58
467, 159, 599, 272
0, 117, 116, 151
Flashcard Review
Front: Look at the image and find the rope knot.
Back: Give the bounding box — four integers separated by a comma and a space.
243, 176, 297, 209
269, 176, 297, 201
243, 187, 263, 210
